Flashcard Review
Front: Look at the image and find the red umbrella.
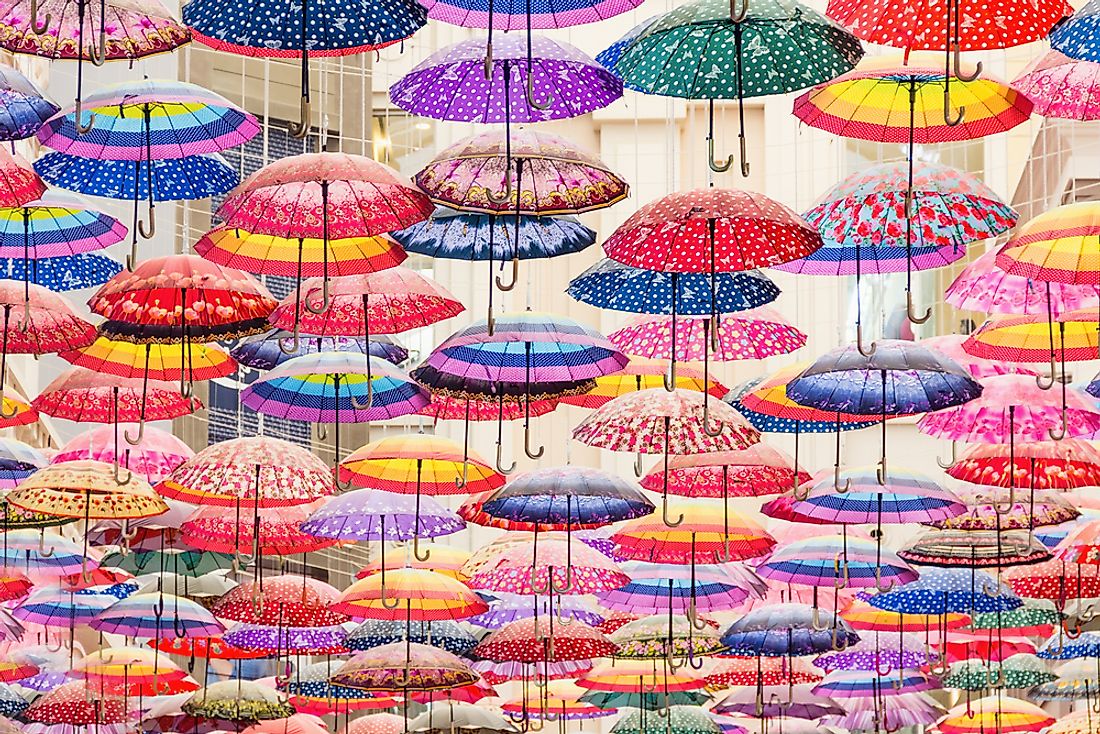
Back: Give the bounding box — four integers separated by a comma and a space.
474, 617, 618, 663
180, 499, 338, 557
33, 368, 200, 424
150, 636, 269, 661
948, 439, 1100, 490
25, 681, 129, 724
210, 575, 348, 627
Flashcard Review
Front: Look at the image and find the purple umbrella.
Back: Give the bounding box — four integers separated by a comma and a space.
466, 592, 604, 629
419, 0, 641, 28
390, 34, 621, 123
813, 631, 936, 674
820, 692, 944, 731
813, 669, 941, 697
713, 685, 844, 720
223, 623, 349, 654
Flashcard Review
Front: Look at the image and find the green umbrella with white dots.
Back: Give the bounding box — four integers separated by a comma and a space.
597, 0, 863, 176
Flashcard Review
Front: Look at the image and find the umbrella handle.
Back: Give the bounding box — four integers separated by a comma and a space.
333, 466, 354, 490
487, 168, 513, 205
662, 358, 677, 392
833, 465, 851, 494
1062, 618, 1084, 640
633, 453, 644, 478
138, 201, 156, 239
906, 290, 932, 324
303, 277, 331, 315
830, 624, 850, 651
1036, 355, 1057, 389
1082, 605, 1098, 623
495, 442, 516, 475
454, 461, 469, 489
953, 44, 982, 82
707, 135, 733, 173
74, 97, 96, 135
488, 307, 497, 337
124, 419, 146, 447
738, 135, 749, 178
686, 651, 706, 670
661, 493, 684, 528
942, 86, 965, 127
549, 564, 573, 594
29, 0, 50, 34
528, 566, 552, 595
555, 602, 575, 626
833, 553, 849, 589
17, 300, 29, 334
686, 598, 708, 630
1048, 403, 1067, 441
992, 485, 1016, 514
664, 642, 685, 673
412, 534, 432, 562
38, 530, 55, 558
350, 376, 374, 410
379, 578, 401, 609
44, 634, 65, 653
525, 73, 553, 111
810, 605, 830, 631
729, 0, 748, 21
391, 668, 413, 688
496, 257, 518, 291
874, 566, 896, 593
288, 97, 311, 139
483, 39, 494, 81
875, 458, 887, 486
278, 325, 302, 356
88, 27, 107, 65
855, 322, 877, 358
524, 426, 545, 460
936, 440, 958, 469
112, 457, 133, 487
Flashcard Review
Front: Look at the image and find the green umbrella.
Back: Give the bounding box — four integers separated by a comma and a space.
102, 549, 237, 577
943, 654, 1055, 691
580, 691, 711, 710
1032, 659, 1100, 701
600, 0, 862, 175
612, 706, 721, 734
971, 600, 1062, 634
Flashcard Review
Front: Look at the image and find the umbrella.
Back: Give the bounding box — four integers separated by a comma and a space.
562, 358, 727, 409
596, 561, 765, 615
899, 528, 1053, 568
930, 487, 1079, 530
946, 245, 1100, 317
938, 696, 1054, 734
211, 575, 345, 628
182, 0, 425, 137
611, 707, 719, 734
416, 129, 628, 216
32, 367, 200, 424
232, 331, 407, 371
408, 703, 518, 734
36, 152, 238, 206
820, 692, 944, 730
601, 0, 862, 175
346, 619, 477, 656
720, 604, 859, 656
0, 66, 57, 140
870, 568, 1022, 614
0, 252, 121, 292
0, 438, 45, 488
475, 616, 617, 663
0, 148, 45, 207
756, 535, 918, 591
607, 310, 806, 363
813, 669, 939, 696
612, 502, 774, 564
1014, 51, 1100, 121
813, 630, 937, 673
611, 615, 726, 660
53, 424, 192, 485
794, 57, 1032, 323
181, 499, 338, 557
944, 655, 1055, 691
390, 34, 622, 123
713, 685, 843, 719
465, 532, 630, 595
780, 466, 964, 524
640, 445, 808, 499
12, 587, 119, 627
1050, 0, 1100, 61
330, 642, 479, 691
90, 592, 224, 638
183, 680, 295, 722
501, 680, 615, 721
334, 567, 488, 620
704, 656, 823, 688
25, 681, 128, 725
467, 591, 603, 628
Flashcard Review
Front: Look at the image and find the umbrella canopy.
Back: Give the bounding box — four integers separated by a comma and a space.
334, 567, 488, 620
938, 696, 1054, 734
182, 680, 295, 722
870, 568, 1022, 614
231, 331, 408, 370
946, 245, 1100, 317
33, 367, 200, 423
721, 604, 859, 656
640, 445, 809, 498
0, 67, 58, 140
474, 616, 618, 662
1014, 51, 1100, 121
757, 535, 918, 589
481, 466, 654, 528
330, 642, 479, 691
8, 460, 168, 519
181, 500, 339, 556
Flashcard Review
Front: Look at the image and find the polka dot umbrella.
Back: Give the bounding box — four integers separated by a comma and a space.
600, 0, 862, 175
870, 568, 1022, 615
223, 622, 349, 655
611, 706, 721, 734
703, 656, 823, 689
25, 680, 129, 725
640, 445, 809, 501
346, 618, 478, 657
946, 654, 1056, 691
211, 575, 346, 628
464, 532, 630, 597
475, 616, 618, 669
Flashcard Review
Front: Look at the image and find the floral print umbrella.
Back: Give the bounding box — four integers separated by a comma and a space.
1014, 51, 1100, 121
181, 499, 338, 556
330, 641, 479, 692
607, 310, 806, 362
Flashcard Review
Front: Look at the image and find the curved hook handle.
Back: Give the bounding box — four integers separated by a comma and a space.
662, 358, 677, 392
833, 552, 850, 589
906, 291, 932, 324
686, 598, 709, 630
333, 469, 355, 491
936, 440, 958, 469
180, 379, 193, 399
29, 0, 51, 34
379, 578, 401, 609
303, 278, 331, 316
834, 465, 852, 494
525, 72, 553, 111
123, 419, 146, 447
730, 0, 748, 21
0, 388, 19, 420
524, 426, 545, 460
487, 169, 513, 205
496, 257, 519, 291
875, 567, 897, 593
1049, 403, 1068, 441
876, 458, 887, 486
454, 461, 469, 489
738, 135, 750, 178
856, 322, 877, 358
278, 326, 302, 356
88, 31, 107, 65
350, 377, 374, 411
138, 201, 156, 239
662, 493, 684, 528
810, 605, 831, 632
412, 534, 432, 562
953, 46, 983, 82
496, 442, 516, 475
1036, 358, 1058, 389
390, 669, 413, 688
943, 87, 965, 127
528, 566, 553, 595
74, 97, 96, 135
830, 623, 850, 651
633, 452, 644, 478
707, 136, 733, 173
792, 469, 809, 501
288, 97, 311, 139
1062, 618, 1084, 640
38, 531, 55, 558
549, 565, 573, 594
112, 459, 133, 487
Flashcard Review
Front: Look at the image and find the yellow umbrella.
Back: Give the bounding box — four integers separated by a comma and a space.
331, 568, 488, 621
560, 357, 726, 410
937, 695, 1053, 734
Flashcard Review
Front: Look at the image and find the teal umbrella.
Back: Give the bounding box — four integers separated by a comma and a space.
598, 0, 862, 174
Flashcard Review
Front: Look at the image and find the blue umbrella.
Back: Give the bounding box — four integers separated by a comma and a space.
720, 604, 859, 657
230, 331, 408, 371
1051, 1, 1100, 62
481, 466, 654, 527
0, 438, 46, 487
0, 253, 122, 292
0, 684, 26, 717
345, 619, 478, 656
34, 152, 240, 202
594, 15, 660, 70
725, 376, 876, 434
181, 0, 427, 137
1037, 631, 1100, 659
787, 340, 982, 486
567, 259, 780, 315
869, 568, 1022, 615
0, 67, 59, 141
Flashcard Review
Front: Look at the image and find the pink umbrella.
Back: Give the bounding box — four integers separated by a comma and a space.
342, 714, 405, 734
572, 388, 760, 526
820, 693, 944, 731
640, 445, 811, 498
180, 499, 339, 558
53, 425, 193, 484
463, 533, 629, 596
242, 715, 329, 734
607, 309, 807, 362
920, 335, 1037, 380
945, 246, 1099, 316
1014, 50, 1100, 121
267, 266, 464, 345
918, 374, 1100, 444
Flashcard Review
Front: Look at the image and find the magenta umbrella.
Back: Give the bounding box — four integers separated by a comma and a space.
53, 424, 193, 484
1014, 50, 1100, 121
607, 308, 807, 362
945, 246, 1100, 316
920, 335, 1037, 380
